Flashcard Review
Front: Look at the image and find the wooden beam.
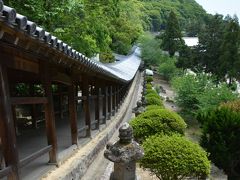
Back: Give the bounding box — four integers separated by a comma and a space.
68, 84, 78, 145
11, 97, 48, 105
0, 64, 20, 179
41, 62, 58, 164
51, 72, 72, 86
14, 56, 39, 74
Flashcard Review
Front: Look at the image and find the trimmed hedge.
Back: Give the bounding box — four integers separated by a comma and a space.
146, 83, 152, 89
146, 76, 153, 83
130, 109, 187, 141
146, 96, 163, 106
141, 134, 210, 179
146, 105, 164, 111
145, 93, 161, 100
146, 89, 157, 95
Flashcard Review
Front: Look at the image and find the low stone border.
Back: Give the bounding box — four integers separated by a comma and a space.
42, 71, 141, 180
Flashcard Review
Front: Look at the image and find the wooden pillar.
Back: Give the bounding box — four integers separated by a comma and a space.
116, 85, 120, 109
41, 62, 58, 164
82, 78, 91, 137
94, 83, 100, 129
58, 85, 64, 119
102, 86, 108, 124
112, 86, 116, 116
0, 64, 20, 179
108, 86, 112, 118
30, 85, 38, 129
68, 84, 78, 145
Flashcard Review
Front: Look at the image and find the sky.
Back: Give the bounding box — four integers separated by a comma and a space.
195, 0, 240, 18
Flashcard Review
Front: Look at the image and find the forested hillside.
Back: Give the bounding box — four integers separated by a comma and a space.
141, 0, 208, 34
4, 0, 207, 59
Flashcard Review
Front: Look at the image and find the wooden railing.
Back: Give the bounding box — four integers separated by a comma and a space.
0, 166, 12, 178
19, 145, 52, 168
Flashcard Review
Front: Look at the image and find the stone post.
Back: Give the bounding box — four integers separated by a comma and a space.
104, 123, 144, 180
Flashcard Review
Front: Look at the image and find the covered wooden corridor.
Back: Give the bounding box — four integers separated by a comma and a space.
0, 2, 141, 179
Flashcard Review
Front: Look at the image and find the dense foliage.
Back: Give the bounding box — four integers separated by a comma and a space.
172, 73, 238, 115
139, 33, 163, 66
141, 134, 210, 180
200, 107, 240, 179
5, 0, 144, 58
5, 0, 208, 61
130, 109, 186, 141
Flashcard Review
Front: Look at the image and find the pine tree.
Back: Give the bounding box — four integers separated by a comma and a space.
195, 14, 225, 78
161, 11, 183, 57
220, 15, 240, 86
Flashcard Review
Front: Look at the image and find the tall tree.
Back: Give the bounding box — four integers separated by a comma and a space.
161, 11, 183, 57
194, 14, 225, 78
219, 16, 240, 85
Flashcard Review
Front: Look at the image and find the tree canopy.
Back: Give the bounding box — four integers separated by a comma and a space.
5, 0, 208, 60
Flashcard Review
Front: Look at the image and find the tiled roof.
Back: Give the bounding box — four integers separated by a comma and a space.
0, 2, 141, 83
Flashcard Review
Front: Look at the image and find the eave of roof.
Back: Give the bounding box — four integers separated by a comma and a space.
0, 2, 141, 83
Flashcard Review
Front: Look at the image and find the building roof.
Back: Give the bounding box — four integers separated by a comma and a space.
0, 2, 141, 83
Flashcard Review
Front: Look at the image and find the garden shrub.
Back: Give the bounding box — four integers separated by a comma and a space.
146, 89, 157, 95
146, 96, 163, 106
146, 105, 164, 111
172, 73, 237, 116
145, 93, 161, 100
146, 83, 152, 89
141, 134, 210, 180
146, 76, 153, 83
201, 107, 240, 179
130, 109, 186, 141
197, 84, 238, 114
158, 56, 179, 81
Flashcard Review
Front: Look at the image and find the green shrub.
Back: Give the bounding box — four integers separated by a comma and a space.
171, 74, 205, 114
146, 105, 164, 111
145, 93, 160, 100
146, 96, 163, 106
201, 107, 240, 179
158, 56, 179, 81
146, 89, 157, 95
130, 109, 186, 141
172, 73, 237, 116
197, 84, 238, 114
146, 76, 153, 83
146, 83, 152, 89
141, 134, 210, 180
